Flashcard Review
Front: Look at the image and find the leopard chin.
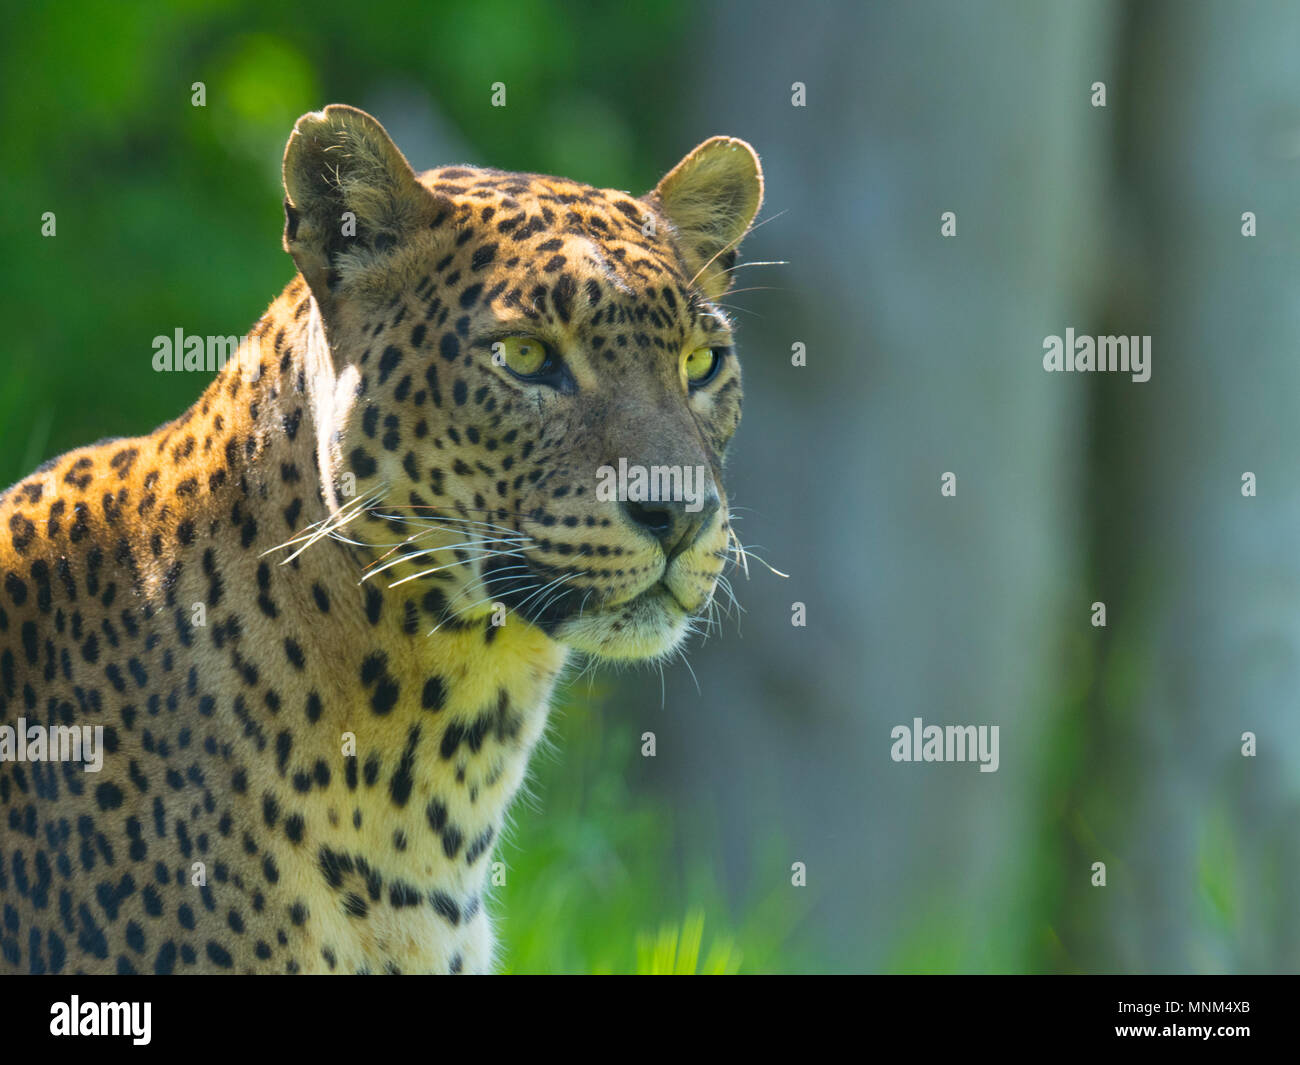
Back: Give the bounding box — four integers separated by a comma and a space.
555, 583, 698, 661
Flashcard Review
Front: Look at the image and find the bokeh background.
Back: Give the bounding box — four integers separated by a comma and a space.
3, 0, 1298, 973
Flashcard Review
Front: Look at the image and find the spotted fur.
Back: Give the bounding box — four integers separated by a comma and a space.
0, 106, 762, 974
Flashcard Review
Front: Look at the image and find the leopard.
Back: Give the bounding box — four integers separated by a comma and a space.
0, 105, 762, 974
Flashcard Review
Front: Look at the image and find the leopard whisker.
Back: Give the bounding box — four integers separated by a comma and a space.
436, 563, 538, 621
532, 577, 582, 622
361, 541, 530, 583
385, 548, 532, 589
674, 643, 702, 696
715, 259, 788, 275
265, 485, 390, 564
687, 208, 788, 290
511, 571, 578, 616
427, 570, 540, 635
369, 509, 535, 539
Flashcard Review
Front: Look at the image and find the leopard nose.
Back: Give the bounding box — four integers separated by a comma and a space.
621, 487, 720, 560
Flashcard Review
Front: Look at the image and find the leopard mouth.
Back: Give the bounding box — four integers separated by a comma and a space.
480, 556, 697, 656
643, 580, 692, 615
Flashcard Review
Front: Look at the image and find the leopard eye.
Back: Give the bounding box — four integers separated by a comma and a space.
494, 336, 551, 378
683, 346, 720, 387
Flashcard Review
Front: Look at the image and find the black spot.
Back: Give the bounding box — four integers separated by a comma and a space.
154, 940, 177, 974
365, 585, 383, 625
378, 345, 404, 385
276, 731, 292, 775
430, 891, 461, 925
4, 574, 27, 605
421, 676, 445, 712
206, 941, 233, 968
388, 881, 422, 908
442, 825, 463, 859
552, 273, 576, 323
350, 449, 377, 478
318, 846, 351, 889
371, 677, 399, 715
440, 723, 463, 760
389, 727, 420, 807
466, 826, 496, 865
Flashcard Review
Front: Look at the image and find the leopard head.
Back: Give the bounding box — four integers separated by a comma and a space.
281, 105, 762, 660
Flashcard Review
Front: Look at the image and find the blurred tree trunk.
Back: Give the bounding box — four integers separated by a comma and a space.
619, 0, 1116, 971
1064, 0, 1300, 972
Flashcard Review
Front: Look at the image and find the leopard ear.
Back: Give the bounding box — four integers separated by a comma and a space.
282, 105, 434, 302
647, 136, 763, 299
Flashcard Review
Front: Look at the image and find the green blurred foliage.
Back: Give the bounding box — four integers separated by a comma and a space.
495, 686, 811, 973
0, 0, 693, 486
0, 0, 812, 973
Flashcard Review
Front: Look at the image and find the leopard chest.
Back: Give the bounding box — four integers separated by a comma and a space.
209, 590, 569, 974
